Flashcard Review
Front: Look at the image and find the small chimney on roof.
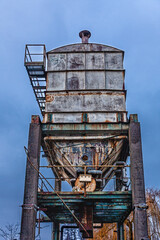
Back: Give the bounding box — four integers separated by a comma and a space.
79, 30, 91, 43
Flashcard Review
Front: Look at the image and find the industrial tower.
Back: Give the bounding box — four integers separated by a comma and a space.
20, 31, 149, 240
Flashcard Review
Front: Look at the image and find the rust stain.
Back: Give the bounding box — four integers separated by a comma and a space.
31, 115, 40, 124
52, 114, 54, 123
81, 113, 84, 123
46, 95, 54, 102
105, 120, 112, 123
46, 91, 125, 97
95, 152, 99, 170
69, 57, 84, 69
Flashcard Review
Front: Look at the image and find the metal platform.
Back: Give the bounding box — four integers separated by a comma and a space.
38, 191, 132, 224
24, 44, 46, 115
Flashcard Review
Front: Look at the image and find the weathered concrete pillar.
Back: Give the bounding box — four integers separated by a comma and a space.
20, 116, 41, 240
52, 179, 61, 240
117, 222, 124, 240
129, 114, 149, 240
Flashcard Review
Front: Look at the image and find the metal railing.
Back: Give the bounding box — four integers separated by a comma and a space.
24, 44, 46, 67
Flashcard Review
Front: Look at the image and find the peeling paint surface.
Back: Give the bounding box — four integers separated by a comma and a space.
45, 91, 126, 112
43, 112, 127, 123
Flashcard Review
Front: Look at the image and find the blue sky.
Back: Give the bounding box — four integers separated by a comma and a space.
0, 0, 160, 238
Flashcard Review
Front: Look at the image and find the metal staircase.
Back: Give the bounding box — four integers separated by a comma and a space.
24, 44, 46, 115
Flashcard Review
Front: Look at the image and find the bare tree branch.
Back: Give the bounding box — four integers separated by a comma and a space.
0, 224, 19, 240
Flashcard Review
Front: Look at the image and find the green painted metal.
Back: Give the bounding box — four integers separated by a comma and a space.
38, 191, 132, 224
47, 113, 52, 123
41, 122, 129, 133
129, 114, 138, 123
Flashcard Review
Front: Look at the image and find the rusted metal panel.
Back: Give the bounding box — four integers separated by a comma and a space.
42, 136, 128, 190
44, 113, 81, 123
47, 70, 124, 91
47, 72, 65, 91
86, 53, 105, 69
45, 91, 126, 112
105, 52, 123, 70
43, 112, 127, 123
66, 71, 85, 90
47, 53, 123, 73
47, 53, 66, 71
88, 113, 127, 123
106, 71, 124, 90
47, 46, 124, 95
86, 71, 105, 89
47, 43, 124, 53
67, 53, 85, 70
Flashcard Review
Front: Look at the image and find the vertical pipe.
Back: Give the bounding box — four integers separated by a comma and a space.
55, 179, 62, 192
129, 222, 133, 240
20, 116, 41, 240
79, 205, 93, 238
129, 114, 149, 240
115, 161, 124, 191
52, 179, 61, 240
117, 222, 124, 240
79, 30, 91, 43
115, 161, 124, 240
52, 223, 60, 240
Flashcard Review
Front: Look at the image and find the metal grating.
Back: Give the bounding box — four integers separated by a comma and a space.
38, 191, 132, 224
24, 44, 46, 115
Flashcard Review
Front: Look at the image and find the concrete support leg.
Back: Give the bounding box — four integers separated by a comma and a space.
129, 114, 149, 240
52, 179, 61, 240
20, 116, 41, 240
117, 222, 124, 240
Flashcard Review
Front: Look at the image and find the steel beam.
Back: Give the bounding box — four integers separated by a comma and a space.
79, 205, 93, 238
52, 223, 60, 240
20, 116, 41, 240
129, 114, 149, 240
42, 122, 128, 133
52, 179, 61, 240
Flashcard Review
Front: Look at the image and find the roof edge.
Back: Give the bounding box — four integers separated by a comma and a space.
47, 43, 124, 54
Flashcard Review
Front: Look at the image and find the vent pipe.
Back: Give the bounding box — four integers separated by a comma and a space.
79, 30, 91, 43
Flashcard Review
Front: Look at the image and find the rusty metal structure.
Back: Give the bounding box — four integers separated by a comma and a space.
20, 31, 149, 240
